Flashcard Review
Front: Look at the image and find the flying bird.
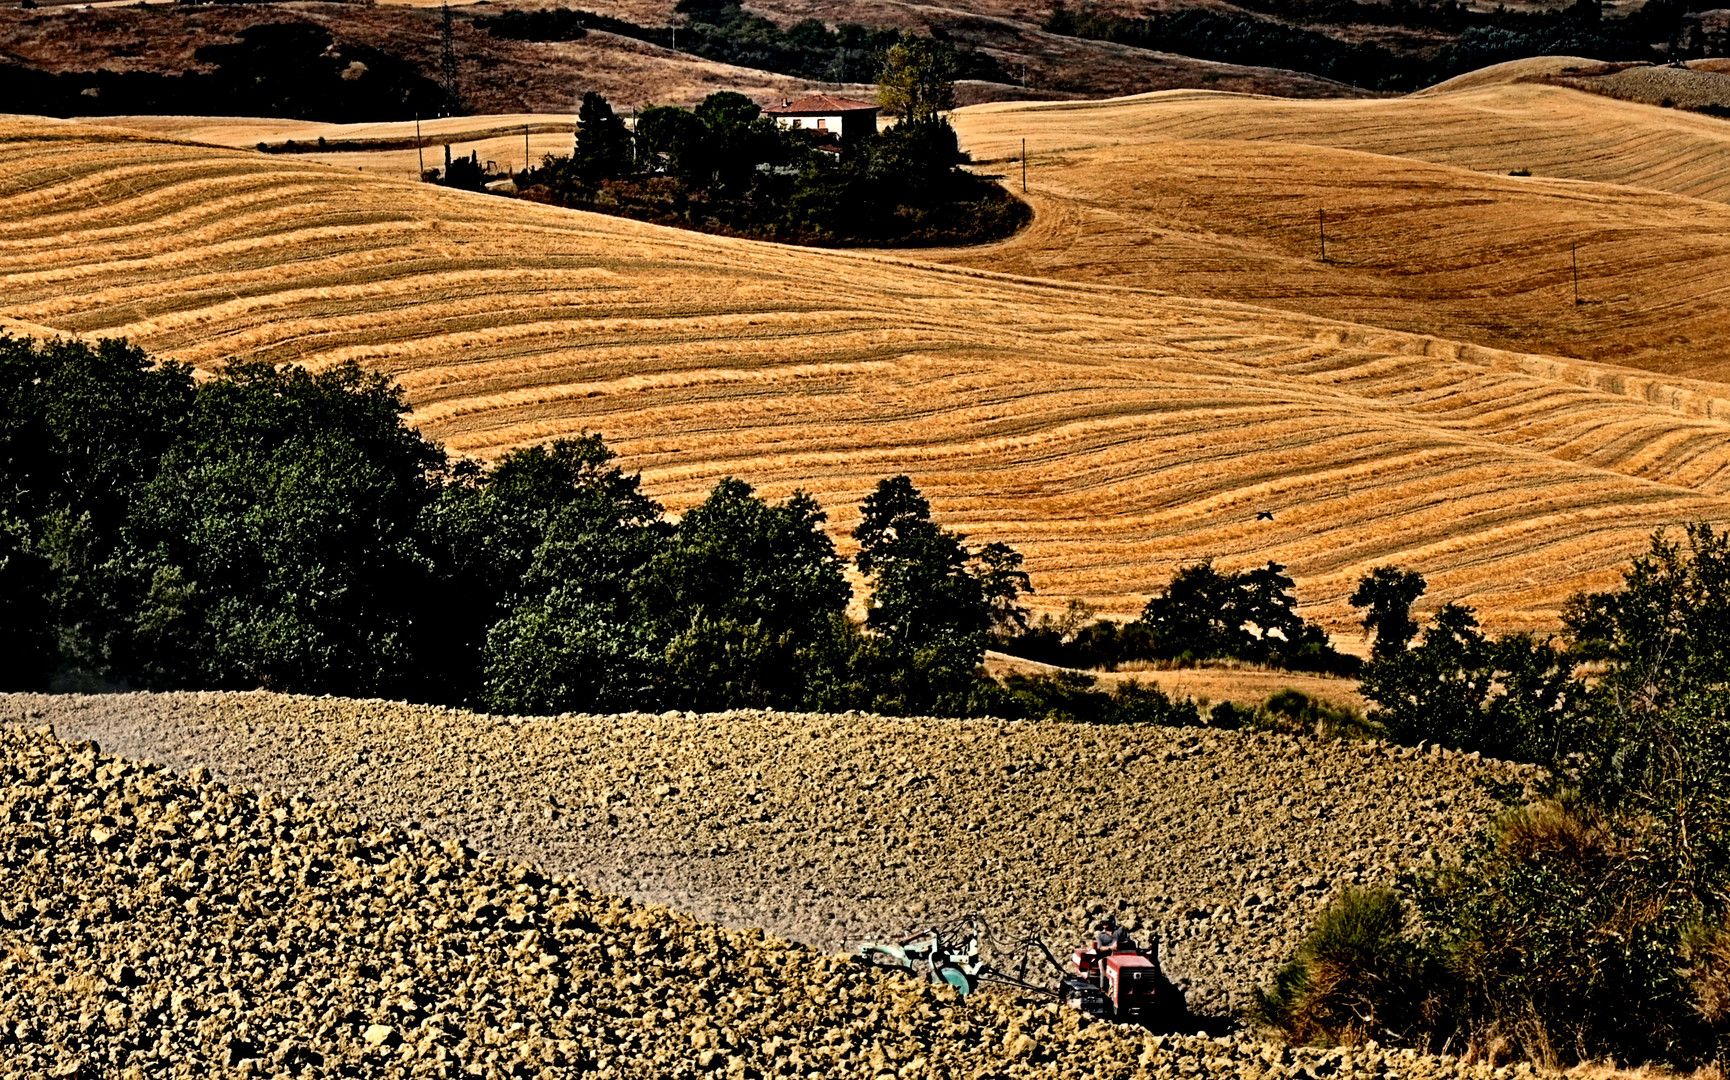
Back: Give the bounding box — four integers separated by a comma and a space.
1256, 510, 1275, 521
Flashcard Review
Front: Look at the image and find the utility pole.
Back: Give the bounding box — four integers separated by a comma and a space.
415, 113, 424, 176
439, 2, 461, 118
523, 124, 530, 174
1022, 137, 1027, 193
1572, 243, 1580, 306
1318, 209, 1327, 263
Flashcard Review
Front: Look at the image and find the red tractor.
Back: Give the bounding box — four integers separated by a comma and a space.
1060, 936, 1173, 1023
858, 913, 1183, 1028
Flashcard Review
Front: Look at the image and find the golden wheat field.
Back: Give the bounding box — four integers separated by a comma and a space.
4, 91, 1730, 634
944, 81, 1730, 382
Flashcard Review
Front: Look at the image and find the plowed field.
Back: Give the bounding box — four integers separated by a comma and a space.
7, 691, 1536, 1020
4, 101, 1730, 630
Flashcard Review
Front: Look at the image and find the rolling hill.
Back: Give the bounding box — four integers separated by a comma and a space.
943, 81, 1730, 382
4, 98, 1730, 634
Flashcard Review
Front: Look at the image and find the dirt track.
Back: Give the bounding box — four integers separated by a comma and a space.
7, 691, 1537, 1021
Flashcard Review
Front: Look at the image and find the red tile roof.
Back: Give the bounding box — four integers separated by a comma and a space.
763, 94, 880, 115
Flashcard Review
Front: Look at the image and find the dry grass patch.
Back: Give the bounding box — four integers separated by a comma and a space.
945, 83, 1730, 382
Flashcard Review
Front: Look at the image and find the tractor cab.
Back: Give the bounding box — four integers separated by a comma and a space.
1062, 938, 1172, 1024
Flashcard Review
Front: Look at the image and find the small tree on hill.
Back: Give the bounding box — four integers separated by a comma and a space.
876, 35, 957, 125
574, 91, 633, 181
1350, 565, 1427, 662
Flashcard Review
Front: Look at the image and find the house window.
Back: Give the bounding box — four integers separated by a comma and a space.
816, 118, 827, 131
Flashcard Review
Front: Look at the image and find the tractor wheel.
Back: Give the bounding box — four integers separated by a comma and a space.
932, 964, 975, 996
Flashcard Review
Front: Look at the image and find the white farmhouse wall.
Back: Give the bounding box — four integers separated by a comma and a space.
773, 115, 844, 132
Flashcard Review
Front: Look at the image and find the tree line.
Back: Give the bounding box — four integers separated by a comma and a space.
995, 559, 1359, 676
1044, 0, 1694, 93
1257, 531, 1730, 1070
478, 0, 1007, 87
0, 335, 1187, 725
469, 39, 1029, 247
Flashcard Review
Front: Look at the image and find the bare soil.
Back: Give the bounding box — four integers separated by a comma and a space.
0, 714, 1541, 1078
5, 691, 1537, 1020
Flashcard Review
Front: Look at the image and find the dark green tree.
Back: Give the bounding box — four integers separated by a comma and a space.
1132, 558, 1351, 673
481, 441, 671, 714
1564, 523, 1730, 717
1138, 560, 1250, 660
973, 540, 1033, 636
852, 476, 1025, 712
634, 104, 711, 183
574, 91, 634, 181
0, 335, 195, 686
865, 117, 966, 202
421, 435, 645, 704
637, 479, 847, 640
1350, 565, 1428, 662
1357, 602, 1577, 762
634, 478, 850, 709
693, 91, 775, 192
854, 476, 985, 655
123, 361, 445, 696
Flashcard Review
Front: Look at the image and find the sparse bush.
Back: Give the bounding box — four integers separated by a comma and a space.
1208, 700, 1251, 729
1410, 800, 1718, 1066
1254, 886, 1422, 1045
988, 672, 1201, 725
1260, 688, 1375, 739
1684, 921, 1730, 1061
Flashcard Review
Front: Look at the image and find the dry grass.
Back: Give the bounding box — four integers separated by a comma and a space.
1416, 56, 1606, 94
943, 81, 1730, 382
982, 651, 1370, 713
3, 113, 1730, 635
1557, 63, 1730, 112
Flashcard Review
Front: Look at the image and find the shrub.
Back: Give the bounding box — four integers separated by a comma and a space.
1254, 886, 1422, 1045
1410, 800, 1714, 1066
1260, 688, 1376, 739
1683, 921, 1730, 1062
1279, 532, 1730, 1069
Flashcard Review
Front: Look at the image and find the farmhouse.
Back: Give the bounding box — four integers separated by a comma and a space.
763, 94, 880, 141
